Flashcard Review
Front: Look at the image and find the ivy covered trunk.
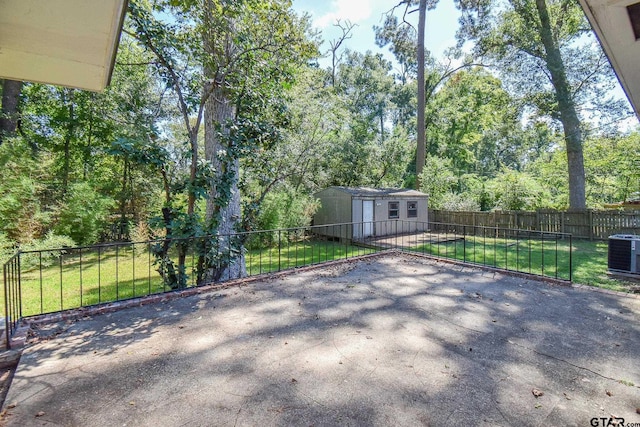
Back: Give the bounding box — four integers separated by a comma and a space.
204, 84, 246, 281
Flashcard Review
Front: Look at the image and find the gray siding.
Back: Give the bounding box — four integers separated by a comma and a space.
314, 188, 353, 239
314, 187, 429, 239
314, 188, 352, 224
373, 197, 429, 236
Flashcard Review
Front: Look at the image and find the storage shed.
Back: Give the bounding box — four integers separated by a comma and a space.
313, 187, 429, 240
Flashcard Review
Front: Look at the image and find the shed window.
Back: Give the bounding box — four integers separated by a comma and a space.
407, 201, 418, 218
388, 201, 399, 219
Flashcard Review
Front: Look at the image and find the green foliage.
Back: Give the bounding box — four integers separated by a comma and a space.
441, 193, 481, 211
583, 133, 640, 207
325, 51, 411, 187
19, 232, 77, 270
0, 232, 16, 266
489, 169, 548, 211
2, 0, 637, 294
456, 0, 631, 209
429, 129, 640, 211
427, 68, 523, 176
54, 182, 115, 245
128, 0, 319, 285
0, 137, 50, 242
418, 156, 457, 209
247, 189, 319, 248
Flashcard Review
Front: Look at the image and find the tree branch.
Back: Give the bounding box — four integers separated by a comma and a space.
571, 51, 606, 99
123, 28, 194, 138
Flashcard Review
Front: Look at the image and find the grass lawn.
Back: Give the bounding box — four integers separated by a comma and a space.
2, 236, 635, 319
568, 239, 635, 291
409, 235, 634, 292
409, 235, 571, 280
6, 240, 378, 317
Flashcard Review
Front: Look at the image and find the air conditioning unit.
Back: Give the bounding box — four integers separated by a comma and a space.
608, 234, 640, 274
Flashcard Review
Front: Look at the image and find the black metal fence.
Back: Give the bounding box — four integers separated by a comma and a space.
421, 222, 572, 281
4, 252, 20, 350
3, 221, 572, 348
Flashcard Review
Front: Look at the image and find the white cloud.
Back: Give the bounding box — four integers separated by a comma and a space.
313, 0, 374, 28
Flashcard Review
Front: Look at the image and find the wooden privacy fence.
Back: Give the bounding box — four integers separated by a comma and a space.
429, 209, 640, 240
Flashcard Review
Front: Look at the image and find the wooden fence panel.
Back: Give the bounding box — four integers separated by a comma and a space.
429, 209, 640, 239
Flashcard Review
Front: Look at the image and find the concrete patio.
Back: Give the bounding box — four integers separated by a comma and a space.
2, 253, 639, 426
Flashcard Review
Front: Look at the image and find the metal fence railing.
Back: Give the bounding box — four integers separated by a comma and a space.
414, 222, 572, 282
3, 252, 21, 350
3, 221, 572, 348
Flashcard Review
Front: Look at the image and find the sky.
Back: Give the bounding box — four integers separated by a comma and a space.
291, 0, 462, 67
291, 0, 636, 129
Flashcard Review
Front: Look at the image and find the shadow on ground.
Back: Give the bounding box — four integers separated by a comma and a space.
2, 253, 640, 426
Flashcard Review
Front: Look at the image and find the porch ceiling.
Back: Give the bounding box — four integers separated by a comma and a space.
0, 0, 128, 91
578, 0, 640, 119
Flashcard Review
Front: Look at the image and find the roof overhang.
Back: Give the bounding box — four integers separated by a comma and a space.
0, 0, 128, 92
578, 0, 640, 119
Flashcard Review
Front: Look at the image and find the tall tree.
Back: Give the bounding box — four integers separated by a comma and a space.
375, 0, 433, 188
534, 0, 585, 210
328, 20, 356, 87
416, 0, 427, 188
427, 68, 522, 176
0, 79, 23, 142
129, 0, 314, 283
456, 0, 628, 210
377, 1, 488, 188
330, 50, 402, 186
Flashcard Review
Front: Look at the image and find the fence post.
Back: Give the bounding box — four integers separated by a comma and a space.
541, 231, 545, 277
4, 260, 10, 350
589, 210, 594, 241
17, 254, 22, 320
569, 234, 573, 282
463, 225, 466, 262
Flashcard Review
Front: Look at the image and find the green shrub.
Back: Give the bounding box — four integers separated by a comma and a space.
20, 232, 77, 270
488, 170, 548, 211
54, 182, 115, 245
0, 232, 17, 266
0, 137, 50, 242
247, 189, 319, 248
441, 193, 481, 211
418, 157, 457, 209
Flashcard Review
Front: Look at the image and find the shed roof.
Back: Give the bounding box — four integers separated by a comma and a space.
327, 186, 428, 198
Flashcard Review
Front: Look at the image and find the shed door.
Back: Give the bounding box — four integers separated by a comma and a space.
362, 200, 374, 237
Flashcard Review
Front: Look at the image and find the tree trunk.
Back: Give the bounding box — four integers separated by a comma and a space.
535, 0, 586, 210
415, 0, 427, 189
120, 157, 129, 239
0, 79, 23, 143
204, 84, 246, 281
201, 0, 246, 282
62, 90, 75, 197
